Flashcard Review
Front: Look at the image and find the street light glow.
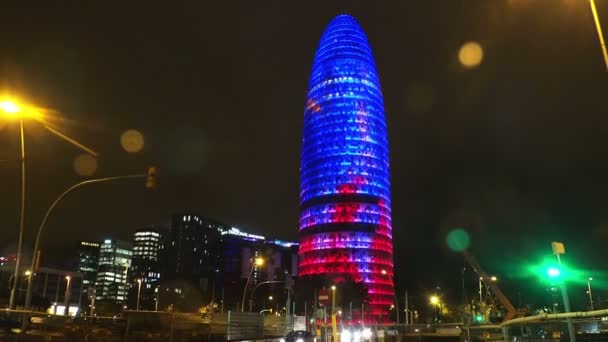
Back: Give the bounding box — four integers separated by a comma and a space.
381, 269, 387, 275
0, 100, 21, 114
430, 295, 439, 305
24, 270, 31, 276
255, 257, 264, 266
490, 276, 497, 282
331, 285, 336, 291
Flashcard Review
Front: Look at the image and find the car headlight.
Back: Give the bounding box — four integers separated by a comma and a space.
279, 339, 285, 342
341, 329, 352, 341
296, 339, 304, 342
362, 328, 372, 339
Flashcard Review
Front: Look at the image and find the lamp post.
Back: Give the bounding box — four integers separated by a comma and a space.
478, 277, 483, 303
64, 276, 72, 316
155, 286, 160, 311
248, 280, 283, 312
331, 285, 336, 317
1, 98, 97, 310
478, 276, 497, 305
430, 295, 440, 322
24, 171, 153, 310
241, 257, 264, 312
587, 277, 594, 311
136, 279, 142, 311
381, 269, 399, 324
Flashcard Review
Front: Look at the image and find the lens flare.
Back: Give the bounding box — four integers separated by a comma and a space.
73, 153, 98, 177
458, 41, 484, 69
120, 129, 145, 153
446, 228, 471, 252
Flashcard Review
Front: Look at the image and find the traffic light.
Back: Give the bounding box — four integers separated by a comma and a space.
474, 314, 484, 323
547, 267, 560, 278
146, 166, 157, 189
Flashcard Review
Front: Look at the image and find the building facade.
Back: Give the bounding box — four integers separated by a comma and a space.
94, 239, 133, 307
129, 228, 161, 310
221, 227, 298, 312
159, 214, 224, 311
298, 14, 394, 318
76, 241, 100, 314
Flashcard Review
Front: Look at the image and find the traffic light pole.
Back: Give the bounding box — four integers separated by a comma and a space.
556, 253, 576, 342
24, 172, 151, 310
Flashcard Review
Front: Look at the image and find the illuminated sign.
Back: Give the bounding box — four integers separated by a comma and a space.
221, 227, 265, 240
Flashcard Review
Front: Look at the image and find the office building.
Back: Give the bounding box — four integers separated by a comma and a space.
95, 239, 133, 307
129, 228, 161, 310
76, 241, 100, 313
160, 214, 224, 311
298, 14, 394, 317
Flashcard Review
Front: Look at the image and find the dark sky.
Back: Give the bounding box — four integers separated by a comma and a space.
1, 1, 608, 308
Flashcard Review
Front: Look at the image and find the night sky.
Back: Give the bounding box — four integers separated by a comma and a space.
1, 1, 608, 308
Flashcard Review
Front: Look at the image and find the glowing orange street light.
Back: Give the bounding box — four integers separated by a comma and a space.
1, 96, 97, 311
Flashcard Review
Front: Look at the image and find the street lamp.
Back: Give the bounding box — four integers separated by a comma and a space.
136, 279, 142, 311
331, 285, 337, 317
154, 286, 160, 312
477, 275, 497, 304
381, 269, 400, 324
430, 295, 440, 322
1, 98, 97, 310
241, 257, 264, 312
64, 276, 72, 316
587, 277, 594, 311
248, 280, 284, 312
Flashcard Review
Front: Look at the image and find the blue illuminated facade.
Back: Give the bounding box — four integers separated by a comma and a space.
299, 14, 394, 318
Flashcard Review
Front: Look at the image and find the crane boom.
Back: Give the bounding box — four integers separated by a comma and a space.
463, 251, 519, 321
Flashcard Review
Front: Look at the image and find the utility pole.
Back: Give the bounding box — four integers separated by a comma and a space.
552, 242, 576, 342
405, 290, 409, 325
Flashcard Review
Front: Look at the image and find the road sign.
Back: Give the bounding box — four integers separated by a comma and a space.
551, 242, 565, 255
318, 289, 329, 306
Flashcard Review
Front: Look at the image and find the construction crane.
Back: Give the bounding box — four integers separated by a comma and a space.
463, 251, 521, 322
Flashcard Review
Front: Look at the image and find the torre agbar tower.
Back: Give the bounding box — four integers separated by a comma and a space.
299, 14, 394, 317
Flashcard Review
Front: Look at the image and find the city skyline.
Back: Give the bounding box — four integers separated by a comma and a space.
1, 1, 608, 303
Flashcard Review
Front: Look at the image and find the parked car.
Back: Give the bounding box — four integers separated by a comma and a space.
280, 330, 316, 342
0, 314, 20, 335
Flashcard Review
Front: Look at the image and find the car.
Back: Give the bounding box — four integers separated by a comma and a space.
0, 314, 20, 335
280, 330, 316, 342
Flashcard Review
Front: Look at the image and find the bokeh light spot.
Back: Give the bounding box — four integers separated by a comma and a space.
458, 41, 484, 69
73, 153, 97, 177
446, 228, 471, 252
120, 129, 145, 153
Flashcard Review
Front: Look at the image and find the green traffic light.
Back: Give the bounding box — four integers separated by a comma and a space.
475, 314, 483, 322
547, 267, 560, 278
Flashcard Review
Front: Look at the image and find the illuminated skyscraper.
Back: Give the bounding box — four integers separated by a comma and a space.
299, 14, 394, 317
129, 228, 161, 310
95, 239, 132, 306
